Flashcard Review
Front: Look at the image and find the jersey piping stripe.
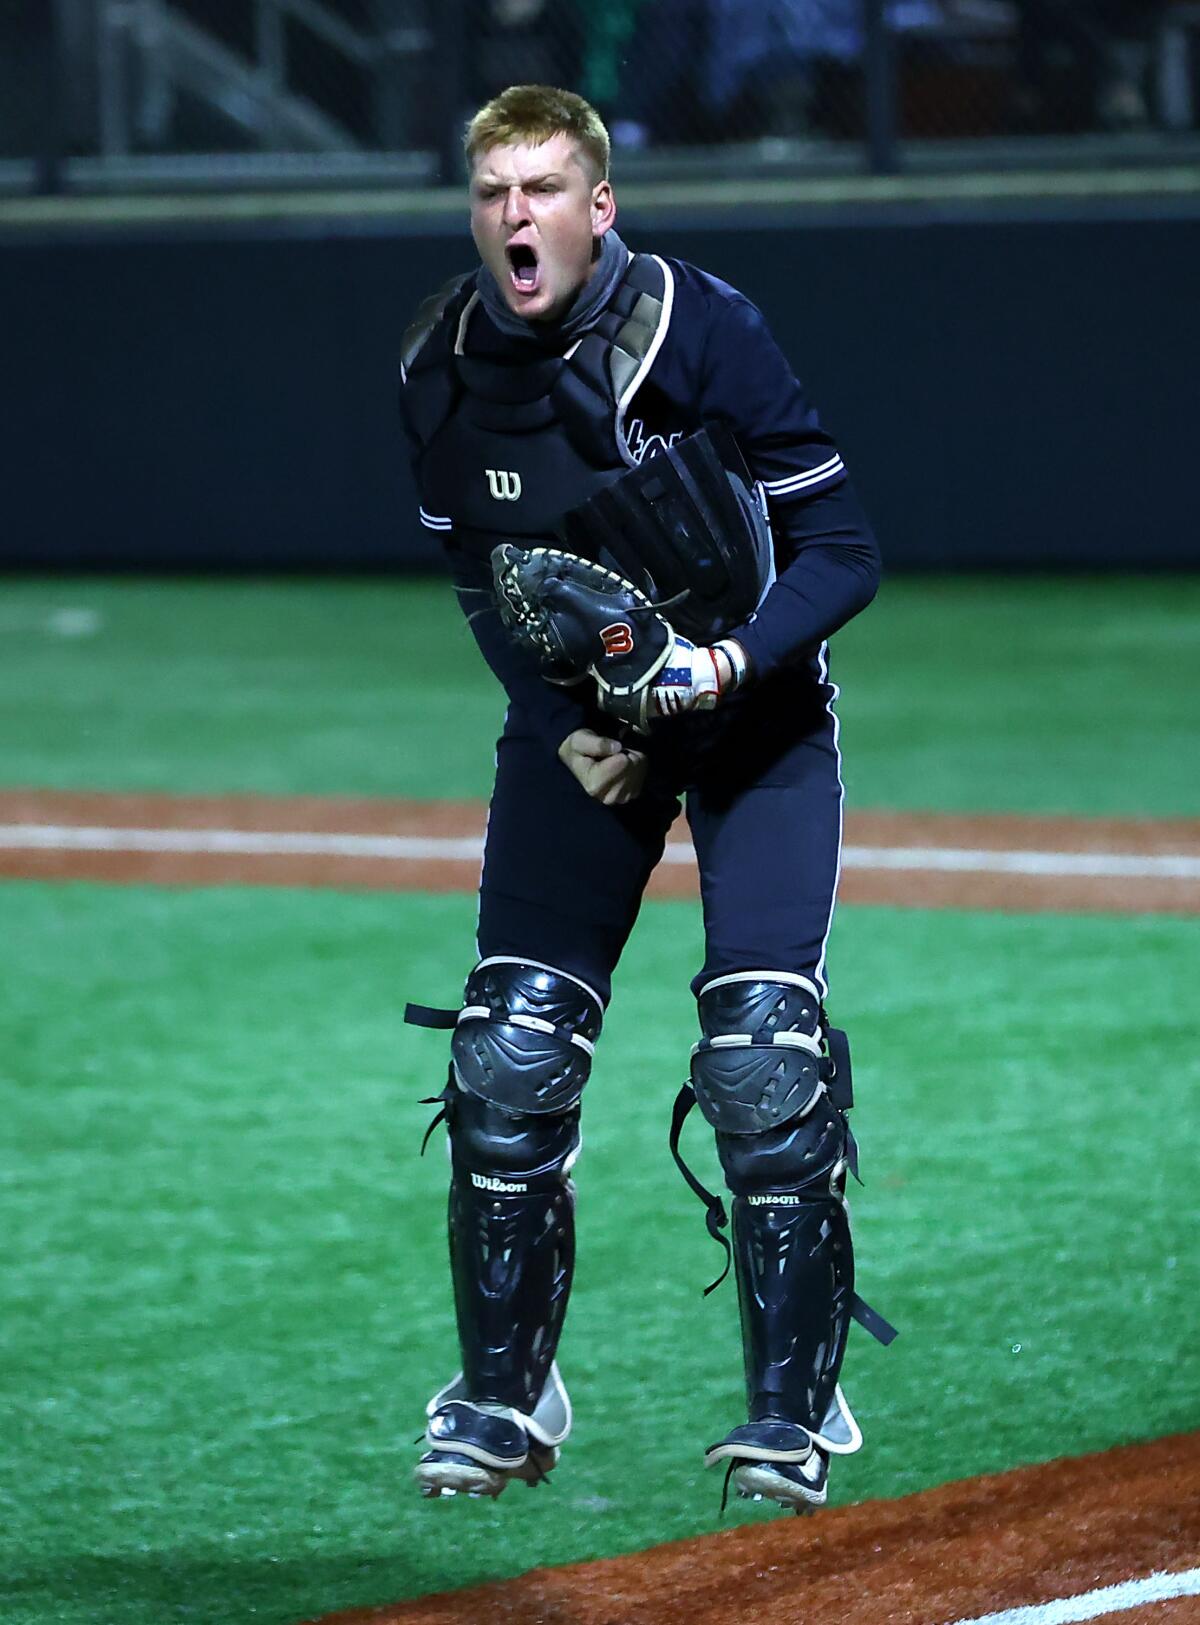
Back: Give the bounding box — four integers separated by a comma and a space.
472, 716, 502, 962
764, 453, 846, 495
420, 508, 452, 530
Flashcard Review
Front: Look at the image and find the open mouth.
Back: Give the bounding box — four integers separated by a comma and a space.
506, 242, 541, 295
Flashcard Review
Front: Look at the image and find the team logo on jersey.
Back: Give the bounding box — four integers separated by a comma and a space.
485, 468, 522, 501
626, 418, 684, 466
600, 622, 634, 657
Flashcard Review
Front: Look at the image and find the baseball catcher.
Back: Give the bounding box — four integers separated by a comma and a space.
400, 83, 892, 1517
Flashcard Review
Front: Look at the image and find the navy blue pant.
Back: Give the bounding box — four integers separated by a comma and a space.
477, 666, 844, 1006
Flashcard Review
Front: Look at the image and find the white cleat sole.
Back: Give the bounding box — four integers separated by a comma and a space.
415, 1457, 506, 1500
734, 1461, 827, 1513
415, 1446, 557, 1502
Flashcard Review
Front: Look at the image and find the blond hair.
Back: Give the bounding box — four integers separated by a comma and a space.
465, 84, 611, 182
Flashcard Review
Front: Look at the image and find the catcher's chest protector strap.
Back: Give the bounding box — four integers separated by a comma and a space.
402, 256, 672, 549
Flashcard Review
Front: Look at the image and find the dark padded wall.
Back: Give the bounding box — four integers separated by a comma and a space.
4, 211, 1197, 570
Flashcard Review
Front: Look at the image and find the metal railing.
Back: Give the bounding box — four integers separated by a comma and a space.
3, 1, 1198, 200
93, 0, 431, 155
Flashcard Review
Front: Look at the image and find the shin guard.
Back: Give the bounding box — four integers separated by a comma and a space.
680, 973, 893, 1447
409, 959, 601, 1423
446, 1113, 577, 1415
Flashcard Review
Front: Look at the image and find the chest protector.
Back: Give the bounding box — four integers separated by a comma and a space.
401, 254, 672, 565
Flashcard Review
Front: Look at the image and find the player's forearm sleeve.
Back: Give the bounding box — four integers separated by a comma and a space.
728, 483, 881, 677
694, 291, 878, 673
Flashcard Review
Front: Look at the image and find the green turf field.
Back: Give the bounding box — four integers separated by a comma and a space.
3, 574, 1198, 811
2, 577, 1198, 1625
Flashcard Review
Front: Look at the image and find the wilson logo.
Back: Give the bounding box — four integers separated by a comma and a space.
485, 468, 522, 502
748, 1194, 803, 1206
470, 1173, 527, 1193
600, 622, 634, 657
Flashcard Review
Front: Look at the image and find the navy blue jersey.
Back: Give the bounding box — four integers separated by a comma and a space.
618, 259, 847, 498
402, 255, 880, 753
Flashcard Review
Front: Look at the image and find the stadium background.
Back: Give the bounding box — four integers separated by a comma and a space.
2, 5, 1199, 1625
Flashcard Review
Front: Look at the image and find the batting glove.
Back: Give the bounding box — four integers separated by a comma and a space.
649, 636, 748, 719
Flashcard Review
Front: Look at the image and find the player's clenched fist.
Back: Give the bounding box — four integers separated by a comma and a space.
557, 728, 648, 805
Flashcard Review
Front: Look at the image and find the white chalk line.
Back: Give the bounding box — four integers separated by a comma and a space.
947, 1565, 1200, 1625
1, 825, 1199, 880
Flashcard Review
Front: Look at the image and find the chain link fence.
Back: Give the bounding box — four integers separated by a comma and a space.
3, 0, 1199, 192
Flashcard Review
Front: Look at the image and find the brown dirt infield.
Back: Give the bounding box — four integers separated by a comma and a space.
2, 789, 1199, 913
306, 1430, 1200, 1625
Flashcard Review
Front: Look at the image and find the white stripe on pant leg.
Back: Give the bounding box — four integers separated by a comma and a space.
473, 709, 504, 962
813, 640, 843, 999
944, 1566, 1200, 1625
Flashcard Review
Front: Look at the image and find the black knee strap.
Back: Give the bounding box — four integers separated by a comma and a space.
669, 1083, 895, 1343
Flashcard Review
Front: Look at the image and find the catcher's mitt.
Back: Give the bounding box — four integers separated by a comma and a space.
492, 544, 677, 732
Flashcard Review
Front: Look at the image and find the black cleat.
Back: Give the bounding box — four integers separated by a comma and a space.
416, 1401, 559, 1499
704, 1418, 829, 1513
415, 1366, 570, 1502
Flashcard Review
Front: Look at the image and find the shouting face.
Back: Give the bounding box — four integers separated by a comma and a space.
470, 132, 616, 324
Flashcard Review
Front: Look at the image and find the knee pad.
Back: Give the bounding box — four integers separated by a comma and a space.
441, 958, 601, 1186
451, 957, 603, 1116
689, 972, 850, 1197
691, 972, 825, 1132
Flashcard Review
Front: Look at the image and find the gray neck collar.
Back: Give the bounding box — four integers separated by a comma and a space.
476, 229, 630, 347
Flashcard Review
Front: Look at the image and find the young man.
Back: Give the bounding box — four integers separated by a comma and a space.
400, 84, 889, 1514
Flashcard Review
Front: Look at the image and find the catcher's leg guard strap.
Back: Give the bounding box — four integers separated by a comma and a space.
405, 1003, 458, 1030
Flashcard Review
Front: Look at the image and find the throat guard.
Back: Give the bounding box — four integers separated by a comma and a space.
557, 425, 774, 645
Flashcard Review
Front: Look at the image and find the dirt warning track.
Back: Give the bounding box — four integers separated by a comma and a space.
305, 1431, 1200, 1625
1, 790, 1198, 913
